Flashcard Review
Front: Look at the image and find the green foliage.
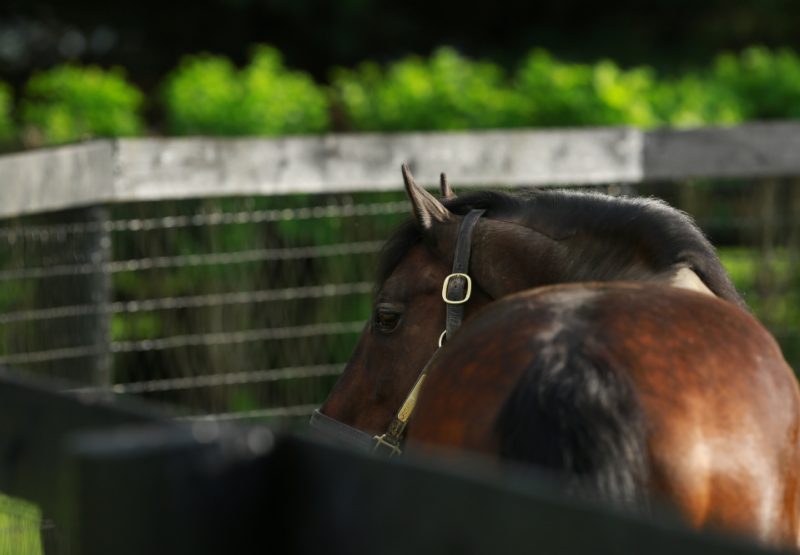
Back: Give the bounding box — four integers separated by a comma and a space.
0, 494, 42, 555
648, 74, 744, 127
162, 45, 329, 136
513, 50, 659, 127
332, 47, 717, 131
334, 45, 800, 131
0, 82, 15, 144
21, 65, 143, 145
719, 246, 800, 366
111, 313, 162, 342
645, 46, 800, 127
7, 44, 800, 145
332, 47, 523, 131
712, 46, 800, 120
335, 48, 664, 130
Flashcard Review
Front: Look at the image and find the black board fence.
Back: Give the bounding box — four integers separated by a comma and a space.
0, 370, 788, 555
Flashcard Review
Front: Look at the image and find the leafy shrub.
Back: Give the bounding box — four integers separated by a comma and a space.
333, 46, 800, 131
163, 45, 329, 135
513, 50, 660, 127
335, 48, 667, 131
648, 74, 744, 127
333, 47, 524, 131
0, 82, 15, 144
13, 44, 800, 145
711, 46, 800, 120
21, 65, 143, 145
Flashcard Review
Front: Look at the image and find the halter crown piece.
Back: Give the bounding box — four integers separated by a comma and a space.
309, 209, 485, 456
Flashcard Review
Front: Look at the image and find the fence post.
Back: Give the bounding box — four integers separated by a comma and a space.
86, 204, 113, 389
33, 204, 112, 388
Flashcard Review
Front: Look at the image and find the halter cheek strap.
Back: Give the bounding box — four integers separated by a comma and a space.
371, 208, 485, 455
443, 209, 485, 341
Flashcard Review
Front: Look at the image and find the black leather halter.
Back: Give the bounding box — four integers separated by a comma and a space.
309, 209, 485, 456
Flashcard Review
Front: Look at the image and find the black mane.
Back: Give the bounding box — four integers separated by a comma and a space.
378, 189, 745, 307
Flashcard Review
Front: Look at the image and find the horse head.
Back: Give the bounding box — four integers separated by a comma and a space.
318, 165, 497, 438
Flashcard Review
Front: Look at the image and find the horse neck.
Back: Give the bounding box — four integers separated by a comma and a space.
460, 193, 746, 307
468, 222, 566, 297
557, 235, 663, 283
469, 222, 662, 299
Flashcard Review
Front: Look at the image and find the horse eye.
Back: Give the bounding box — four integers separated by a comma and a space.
374, 307, 402, 333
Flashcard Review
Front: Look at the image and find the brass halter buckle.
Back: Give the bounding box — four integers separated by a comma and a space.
441, 273, 472, 304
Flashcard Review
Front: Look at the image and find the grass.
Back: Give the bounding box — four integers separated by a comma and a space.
0, 494, 42, 555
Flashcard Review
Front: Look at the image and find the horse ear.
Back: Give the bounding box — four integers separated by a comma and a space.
401, 164, 453, 229
439, 172, 456, 199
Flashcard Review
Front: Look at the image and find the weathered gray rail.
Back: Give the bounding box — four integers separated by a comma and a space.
3, 122, 800, 218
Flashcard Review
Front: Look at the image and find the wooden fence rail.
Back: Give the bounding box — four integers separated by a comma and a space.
3, 122, 800, 219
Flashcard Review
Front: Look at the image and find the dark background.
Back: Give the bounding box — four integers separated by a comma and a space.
2, 0, 799, 92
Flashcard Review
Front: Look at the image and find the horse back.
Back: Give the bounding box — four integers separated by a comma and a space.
407, 282, 800, 547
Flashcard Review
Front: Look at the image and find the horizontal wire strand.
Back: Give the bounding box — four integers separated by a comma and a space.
0, 240, 383, 281
0, 282, 373, 325
0, 344, 107, 365
0, 201, 408, 240
178, 404, 319, 421
111, 321, 365, 353
0, 320, 365, 365
68, 364, 345, 395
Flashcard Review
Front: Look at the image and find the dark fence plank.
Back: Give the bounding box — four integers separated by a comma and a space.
0, 370, 168, 517
65, 430, 784, 555
63, 423, 273, 555
0, 372, 787, 555
268, 437, 783, 555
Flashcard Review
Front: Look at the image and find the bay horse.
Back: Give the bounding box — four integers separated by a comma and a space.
311, 166, 799, 546
319, 165, 745, 436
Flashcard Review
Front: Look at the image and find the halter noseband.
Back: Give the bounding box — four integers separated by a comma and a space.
310, 209, 486, 456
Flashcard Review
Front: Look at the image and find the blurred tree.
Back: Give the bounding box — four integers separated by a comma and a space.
0, 82, 15, 145
333, 47, 523, 131
162, 45, 329, 135
21, 64, 143, 145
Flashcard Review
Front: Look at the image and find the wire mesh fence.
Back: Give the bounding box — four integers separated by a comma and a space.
0, 180, 798, 426
0, 192, 408, 425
